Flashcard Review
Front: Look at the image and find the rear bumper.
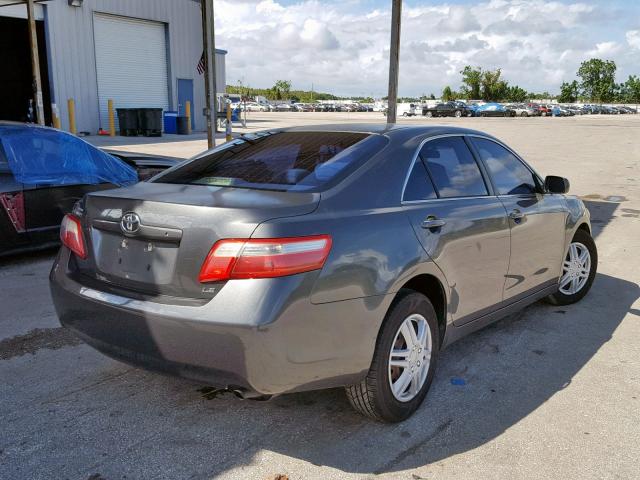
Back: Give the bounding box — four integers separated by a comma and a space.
50, 249, 389, 396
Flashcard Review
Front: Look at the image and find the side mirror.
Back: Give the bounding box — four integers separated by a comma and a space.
545, 175, 570, 194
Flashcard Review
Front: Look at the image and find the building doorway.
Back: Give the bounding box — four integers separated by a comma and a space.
0, 15, 52, 124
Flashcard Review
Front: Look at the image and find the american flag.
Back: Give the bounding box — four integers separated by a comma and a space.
197, 51, 206, 75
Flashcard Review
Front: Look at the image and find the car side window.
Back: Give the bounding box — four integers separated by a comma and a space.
403, 158, 437, 202
419, 137, 488, 198
471, 138, 538, 195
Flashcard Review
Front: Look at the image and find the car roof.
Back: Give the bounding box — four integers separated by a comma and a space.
279, 123, 493, 139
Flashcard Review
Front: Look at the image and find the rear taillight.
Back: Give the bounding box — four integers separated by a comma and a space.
60, 214, 87, 259
199, 235, 332, 282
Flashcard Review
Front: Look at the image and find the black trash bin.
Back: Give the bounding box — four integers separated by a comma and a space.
116, 108, 139, 136
138, 108, 163, 137
176, 116, 189, 135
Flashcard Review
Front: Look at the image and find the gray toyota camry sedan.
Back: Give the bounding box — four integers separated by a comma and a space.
50, 124, 597, 422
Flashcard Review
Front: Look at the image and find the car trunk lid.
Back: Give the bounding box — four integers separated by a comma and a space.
74, 182, 319, 300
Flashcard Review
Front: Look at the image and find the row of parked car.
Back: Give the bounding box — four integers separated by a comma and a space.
418, 101, 639, 118
232, 102, 375, 113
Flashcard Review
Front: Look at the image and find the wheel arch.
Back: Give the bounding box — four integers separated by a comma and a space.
577, 222, 591, 235
396, 274, 447, 346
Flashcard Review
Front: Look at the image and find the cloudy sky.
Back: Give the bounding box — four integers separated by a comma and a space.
215, 0, 640, 97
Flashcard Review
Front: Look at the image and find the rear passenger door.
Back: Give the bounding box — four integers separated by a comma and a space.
469, 137, 566, 301
402, 136, 511, 324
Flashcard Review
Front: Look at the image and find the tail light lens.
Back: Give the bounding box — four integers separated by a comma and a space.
60, 214, 87, 259
199, 235, 332, 282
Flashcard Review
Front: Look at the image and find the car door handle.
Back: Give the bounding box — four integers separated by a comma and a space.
509, 209, 525, 220
421, 217, 446, 229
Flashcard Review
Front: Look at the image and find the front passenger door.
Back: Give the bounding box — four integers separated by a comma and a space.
470, 137, 566, 302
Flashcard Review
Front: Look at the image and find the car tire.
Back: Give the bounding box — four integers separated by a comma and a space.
520, 112, 528, 117
546, 229, 597, 306
454, 110, 462, 118
345, 290, 439, 422
426, 111, 433, 118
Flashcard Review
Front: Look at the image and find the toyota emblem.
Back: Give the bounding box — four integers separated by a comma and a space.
120, 212, 141, 234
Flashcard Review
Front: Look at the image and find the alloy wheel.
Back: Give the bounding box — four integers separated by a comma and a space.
388, 313, 432, 402
559, 241, 591, 295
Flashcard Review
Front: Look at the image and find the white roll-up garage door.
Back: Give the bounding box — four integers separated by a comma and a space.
93, 14, 169, 130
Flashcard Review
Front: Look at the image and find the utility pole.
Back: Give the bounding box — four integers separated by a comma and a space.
26, 0, 45, 125
201, 0, 217, 148
386, 0, 402, 124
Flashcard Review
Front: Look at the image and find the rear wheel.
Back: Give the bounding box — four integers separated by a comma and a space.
426, 111, 433, 118
345, 290, 439, 422
520, 111, 528, 117
547, 229, 597, 305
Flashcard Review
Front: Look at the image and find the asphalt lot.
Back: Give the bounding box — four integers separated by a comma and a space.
1, 113, 639, 480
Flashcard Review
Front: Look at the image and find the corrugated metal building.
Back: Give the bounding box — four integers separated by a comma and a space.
0, 0, 226, 133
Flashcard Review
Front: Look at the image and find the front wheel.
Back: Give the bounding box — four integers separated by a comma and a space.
425, 111, 433, 118
454, 110, 462, 118
547, 229, 597, 305
346, 290, 439, 422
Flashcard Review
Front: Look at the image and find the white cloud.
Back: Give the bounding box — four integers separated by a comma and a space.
215, 0, 639, 97
627, 30, 640, 49
435, 6, 481, 33
299, 19, 339, 50
588, 41, 622, 57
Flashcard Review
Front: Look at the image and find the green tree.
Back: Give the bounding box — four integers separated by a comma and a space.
270, 80, 292, 100
460, 66, 482, 99
481, 69, 508, 101
506, 85, 528, 102
558, 80, 580, 103
442, 86, 455, 101
623, 75, 640, 105
577, 59, 617, 103
529, 91, 554, 100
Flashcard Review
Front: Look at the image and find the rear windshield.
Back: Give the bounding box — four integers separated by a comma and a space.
154, 131, 387, 192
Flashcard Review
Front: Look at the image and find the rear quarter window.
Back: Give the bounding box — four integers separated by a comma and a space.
155, 131, 388, 192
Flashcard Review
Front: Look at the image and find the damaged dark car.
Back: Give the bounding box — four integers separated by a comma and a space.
0, 123, 179, 257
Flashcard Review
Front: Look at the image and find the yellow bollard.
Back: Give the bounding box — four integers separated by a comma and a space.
107, 99, 115, 136
67, 98, 76, 135
51, 103, 61, 129
185, 100, 192, 135
225, 103, 232, 142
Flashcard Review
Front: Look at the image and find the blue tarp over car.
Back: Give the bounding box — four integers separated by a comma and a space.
476, 103, 507, 112
0, 124, 137, 186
